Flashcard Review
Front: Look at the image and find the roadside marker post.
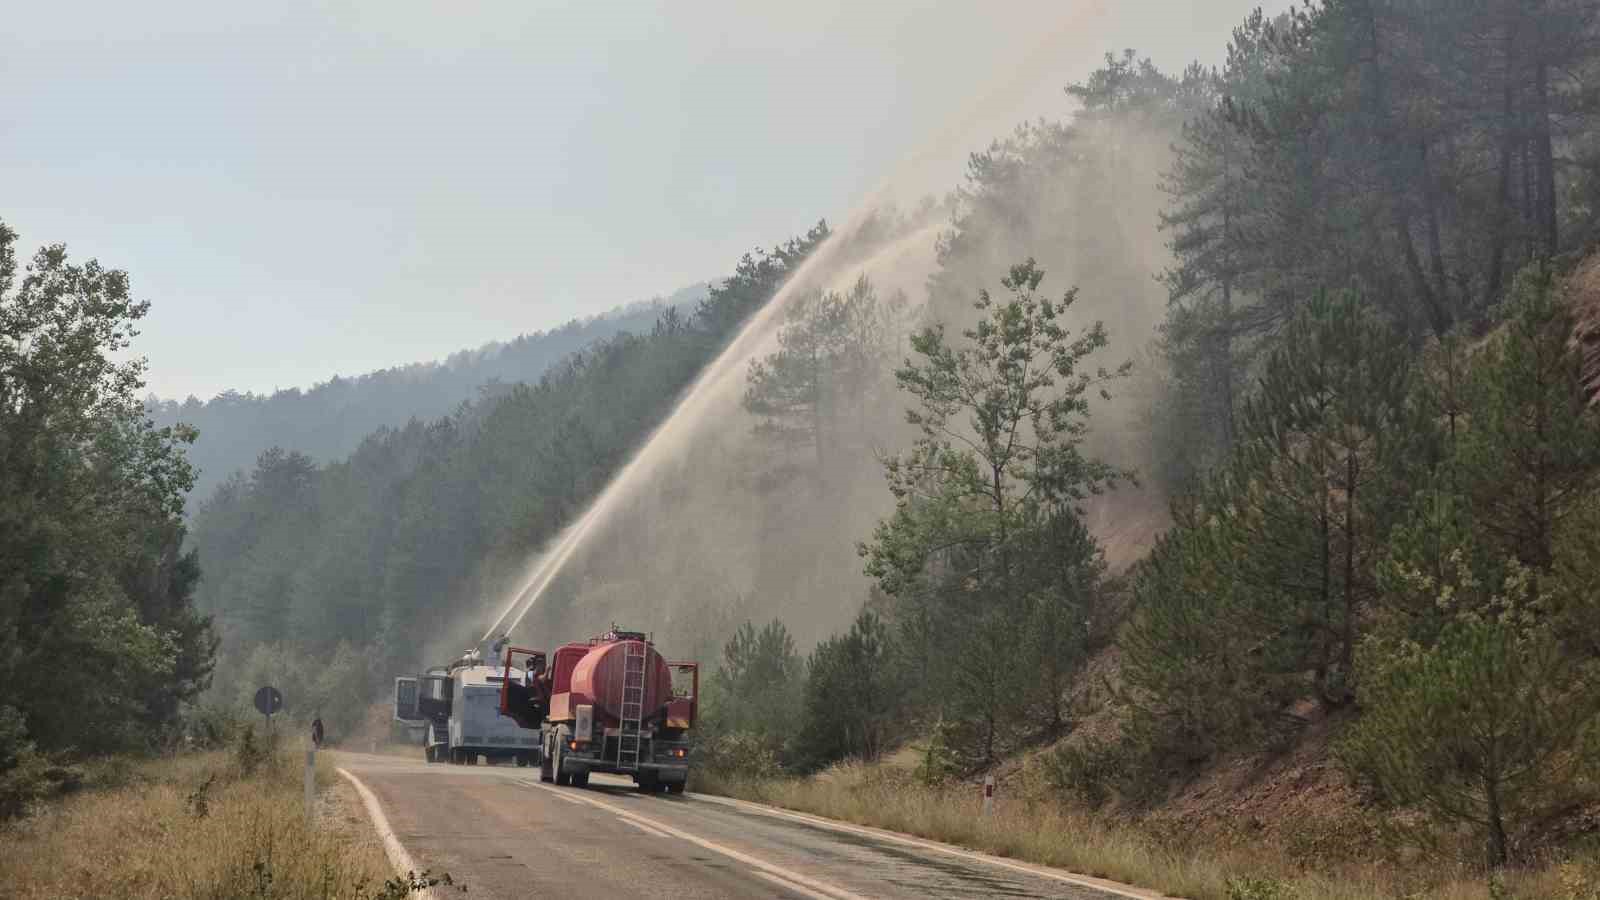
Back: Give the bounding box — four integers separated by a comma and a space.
982, 774, 995, 818
305, 748, 316, 823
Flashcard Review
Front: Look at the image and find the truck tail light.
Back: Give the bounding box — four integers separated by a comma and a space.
569, 740, 578, 751
671, 747, 686, 758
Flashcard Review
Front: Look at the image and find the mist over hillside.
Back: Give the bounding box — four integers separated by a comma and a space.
145, 282, 709, 498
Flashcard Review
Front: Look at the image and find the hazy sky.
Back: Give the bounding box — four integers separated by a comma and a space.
4, 1, 1287, 400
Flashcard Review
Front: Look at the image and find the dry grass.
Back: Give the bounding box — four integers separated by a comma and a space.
694, 761, 1600, 900
0, 748, 398, 900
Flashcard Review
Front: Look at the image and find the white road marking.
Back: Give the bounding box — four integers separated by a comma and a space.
751, 869, 840, 900
689, 792, 1165, 900
618, 817, 675, 839
516, 778, 589, 805
337, 767, 433, 900
526, 783, 866, 900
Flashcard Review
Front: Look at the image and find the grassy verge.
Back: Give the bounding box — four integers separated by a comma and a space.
693, 762, 1599, 900
0, 746, 410, 900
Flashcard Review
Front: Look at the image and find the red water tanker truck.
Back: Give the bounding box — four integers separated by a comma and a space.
499, 627, 698, 793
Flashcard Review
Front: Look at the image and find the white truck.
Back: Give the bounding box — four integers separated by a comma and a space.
393, 635, 541, 766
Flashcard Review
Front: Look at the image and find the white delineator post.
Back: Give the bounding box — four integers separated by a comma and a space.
305, 748, 316, 822
981, 774, 995, 818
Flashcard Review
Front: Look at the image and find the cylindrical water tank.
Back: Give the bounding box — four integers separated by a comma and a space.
568, 640, 674, 721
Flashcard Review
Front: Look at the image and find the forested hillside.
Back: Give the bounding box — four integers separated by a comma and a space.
145, 283, 708, 499
698, 0, 1600, 881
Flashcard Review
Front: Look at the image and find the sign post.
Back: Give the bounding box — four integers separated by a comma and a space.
253, 685, 283, 742
981, 774, 995, 818
305, 748, 316, 822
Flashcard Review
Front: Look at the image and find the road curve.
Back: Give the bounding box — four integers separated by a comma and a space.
333, 751, 1159, 900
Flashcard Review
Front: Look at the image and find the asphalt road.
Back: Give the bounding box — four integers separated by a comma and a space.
334, 751, 1157, 900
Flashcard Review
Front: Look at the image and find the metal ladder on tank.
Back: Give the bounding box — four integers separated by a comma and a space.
617, 639, 647, 771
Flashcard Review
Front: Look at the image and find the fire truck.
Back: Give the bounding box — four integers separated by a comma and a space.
393, 635, 542, 766
500, 627, 698, 793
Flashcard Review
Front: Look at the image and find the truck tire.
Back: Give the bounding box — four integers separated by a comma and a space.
572, 770, 589, 788
554, 735, 570, 786
666, 782, 685, 795
540, 736, 554, 782
515, 754, 528, 768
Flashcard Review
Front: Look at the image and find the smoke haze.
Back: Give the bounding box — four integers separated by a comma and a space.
467, 78, 1192, 662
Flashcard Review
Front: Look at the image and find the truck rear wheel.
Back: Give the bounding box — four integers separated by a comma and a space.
572, 771, 589, 788
666, 782, 685, 795
554, 739, 570, 786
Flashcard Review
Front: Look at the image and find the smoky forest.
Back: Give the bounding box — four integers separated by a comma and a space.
7, 1, 1600, 894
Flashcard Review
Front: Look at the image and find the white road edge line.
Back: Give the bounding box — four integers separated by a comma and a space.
528, 784, 865, 900
689, 792, 1167, 900
750, 869, 840, 900
618, 817, 675, 839
515, 778, 587, 805
336, 767, 433, 900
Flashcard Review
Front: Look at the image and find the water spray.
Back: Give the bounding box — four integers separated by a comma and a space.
482, 2, 1132, 640
485, 227, 855, 639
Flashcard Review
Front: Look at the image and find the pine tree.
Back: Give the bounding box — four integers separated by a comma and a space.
1341, 552, 1600, 869
1157, 13, 1283, 471
795, 611, 903, 768
707, 619, 802, 753
694, 221, 831, 339
742, 276, 902, 478
1125, 290, 1416, 755
1455, 269, 1600, 571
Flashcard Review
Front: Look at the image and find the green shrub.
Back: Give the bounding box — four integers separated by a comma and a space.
1042, 739, 1124, 809
697, 732, 784, 779
0, 705, 81, 819
234, 724, 269, 778
915, 721, 963, 786
182, 701, 242, 750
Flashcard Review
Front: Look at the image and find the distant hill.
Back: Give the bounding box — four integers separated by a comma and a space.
147, 282, 710, 500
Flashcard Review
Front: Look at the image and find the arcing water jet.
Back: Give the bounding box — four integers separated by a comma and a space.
482, 0, 1182, 643
485, 225, 854, 639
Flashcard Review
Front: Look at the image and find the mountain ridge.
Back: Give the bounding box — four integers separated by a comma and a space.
147, 281, 710, 499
